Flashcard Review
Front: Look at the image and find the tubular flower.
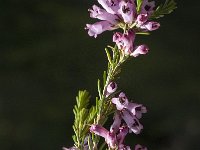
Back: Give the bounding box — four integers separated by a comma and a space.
90, 124, 108, 138
106, 82, 118, 97
89, 5, 119, 24
126, 103, 147, 119
105, 132, 117, 149
136, 13, 148, 26
117, 125, 129, 145
118, 0, 136, 24
112, 92, 129, 110
90, 125, 117, 149
85, 21, 116, 38
121, 110, 143, 134
140, 0, 155, 15
97, 0, 120, 14
113, 30, 135, 55
110, 111, 122, 133
130, 44, 149, 57
112, 92, 147, 119
91, 124, 130, 149
111, 92, 146, 134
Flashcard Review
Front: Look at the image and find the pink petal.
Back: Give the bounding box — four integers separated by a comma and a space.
110, 111, 122, 133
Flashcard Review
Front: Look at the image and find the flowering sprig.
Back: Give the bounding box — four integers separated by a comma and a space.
64, 0, 176, 150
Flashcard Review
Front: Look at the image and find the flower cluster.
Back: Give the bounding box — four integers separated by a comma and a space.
90, 82, 147, 149
86, 0, 160, 38
85, 0, 160, 58
113, 30, 149, 57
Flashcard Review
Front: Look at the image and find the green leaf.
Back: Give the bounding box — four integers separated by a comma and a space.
105, 48, 112, 65
103, 71, 107, 86
136, 32, 150, 35
87, 106, 97, 123
150, 0, 177, 19
72, 90, 91, 148
136, 0, 143, 13
87, 135, 94, 150
97, 79, 102, 99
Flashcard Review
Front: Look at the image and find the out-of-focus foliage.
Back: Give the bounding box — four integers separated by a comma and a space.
150, 0, 177, 19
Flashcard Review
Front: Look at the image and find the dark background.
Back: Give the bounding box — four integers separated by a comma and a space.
0, 0, 200, 150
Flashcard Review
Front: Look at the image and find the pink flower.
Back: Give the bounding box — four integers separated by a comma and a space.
126, 103, 147, 119
110, 111, 122, 133
135, 144, 148, 150
117, 125, 129, 145
140, 0, 155, 15
89, 5, 119, 24
113, 30, 135, 55
106, 82, 118, 97
130, 44, 149, 57
112, 92, 129, 110
121, 110, 143, 134
90, 124, 117, 149
86, 0, 161, 37
90, 124, 108, 138
112, 92, 147, 119
136, 14, 148, 26
105, 132, 117, 149
144, 21, 160, 31
97, 0, 120, 14
118, 0, 136, 24
85, 21, 116, 38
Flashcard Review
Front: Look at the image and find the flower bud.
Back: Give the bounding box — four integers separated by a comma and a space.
130, 44, 149, 57
136, 14, 148, 26
107, 82, 118, 94
144, 21, 160, 31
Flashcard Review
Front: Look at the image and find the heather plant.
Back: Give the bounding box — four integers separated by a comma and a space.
64, 0, 176, 149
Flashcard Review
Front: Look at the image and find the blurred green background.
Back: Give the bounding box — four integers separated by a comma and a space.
0, 0, 199, 150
